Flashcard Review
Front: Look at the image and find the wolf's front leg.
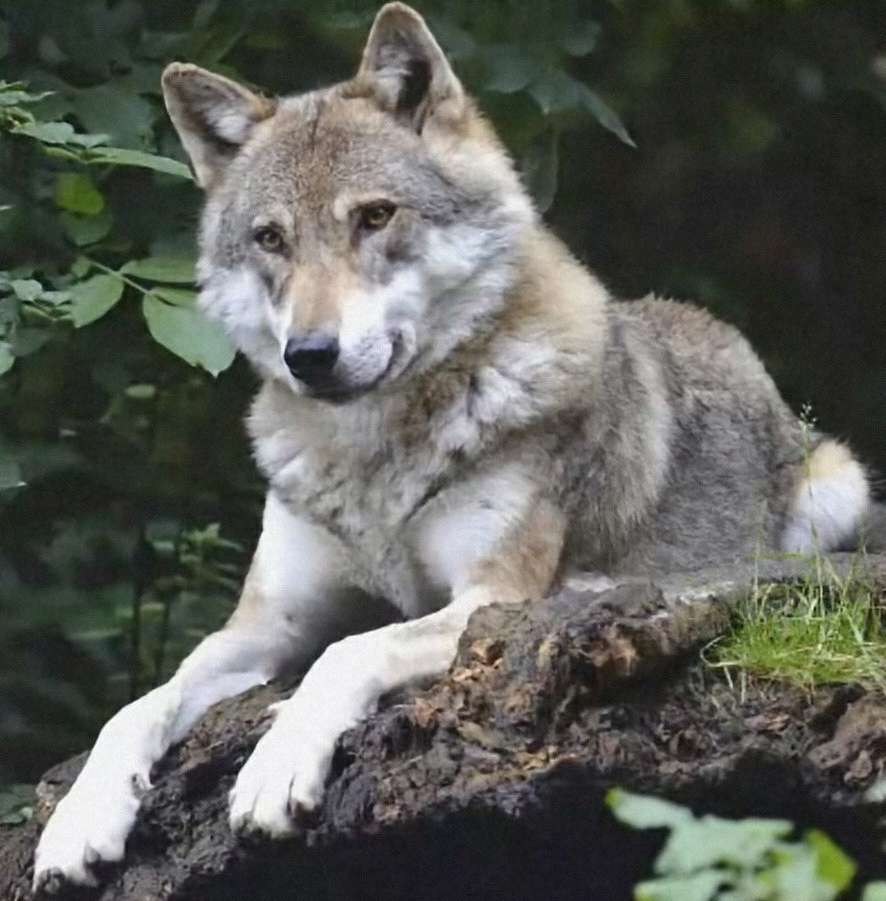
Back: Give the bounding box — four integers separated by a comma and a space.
230, 497, 565, 836
32, 628, 288, 893
33, 494, 356, 893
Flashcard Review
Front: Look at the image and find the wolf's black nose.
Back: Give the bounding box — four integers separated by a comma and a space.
284, 333, 340, 386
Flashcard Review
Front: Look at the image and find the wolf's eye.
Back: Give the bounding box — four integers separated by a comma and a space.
358, 203, 396, 232
253, 226, 285, 254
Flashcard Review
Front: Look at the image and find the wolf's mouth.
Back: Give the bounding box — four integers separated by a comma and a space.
305, 331, 406, 404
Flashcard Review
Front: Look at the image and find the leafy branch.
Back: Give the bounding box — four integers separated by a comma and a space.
2, 81, 190, 179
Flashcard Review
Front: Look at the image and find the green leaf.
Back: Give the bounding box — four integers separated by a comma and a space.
121, 256, 196, 284
764, 840, 845, 901
12, 120, 77, 145
71, 85, 155, 148
606, 789, 693, 830
54, 172, 105, 216
577, 84, 636, 147
10, 327, 51, 357
561, 21, 601, 57
0, 785, 35, 824
10, 279, 43, 302
634, 870, 725, 901
71, 257, 93, 279
68, 274, 124, 327
153, 287, 197, 306
39, 290, 70, 307
0, 343, 14, 375
485, 45, 537, 94
529, 69, 583, 115
862, 883, 886, 901
0, 806, 33, 826
610, 790, 857, 901
85, 147, 192, 180
656, 816, 793, 875
528, 73, 635, 147
65, 132, 112, 149
14, 119, 110, 148
806, 829, 856, 891
142, 293, 235, 375
0, 458, 25, 490
60, 208, 113, 247
0, 90, 47, 107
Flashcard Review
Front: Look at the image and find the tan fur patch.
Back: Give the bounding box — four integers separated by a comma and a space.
468, 499, 566, 604
805, 439, 857, 481
226, 557, 267, 629
287, 263, 358, 333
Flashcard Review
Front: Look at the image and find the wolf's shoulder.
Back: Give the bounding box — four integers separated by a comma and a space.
607, 294, 783, 403
611, 295, 760, 363
612, 295, 744, 346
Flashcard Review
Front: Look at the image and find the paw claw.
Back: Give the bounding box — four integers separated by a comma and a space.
228, 728, 329, 840
33, 775, 139, 892
33, 864, 98, 895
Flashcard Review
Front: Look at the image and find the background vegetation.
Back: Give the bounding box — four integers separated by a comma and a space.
608, 788, 886, 900
0, 0, 884, 787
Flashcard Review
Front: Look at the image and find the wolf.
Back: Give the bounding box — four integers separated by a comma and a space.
33, 2, 872, 891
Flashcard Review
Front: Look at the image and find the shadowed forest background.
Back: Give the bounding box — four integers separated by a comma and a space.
0, 0, 884, 791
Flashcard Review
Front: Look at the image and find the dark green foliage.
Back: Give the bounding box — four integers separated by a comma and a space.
0, 0, 883, 787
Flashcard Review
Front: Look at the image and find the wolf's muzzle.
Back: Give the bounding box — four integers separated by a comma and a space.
284, 333, 340, 388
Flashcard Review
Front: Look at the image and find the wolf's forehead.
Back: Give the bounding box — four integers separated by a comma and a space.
248, 99, 419, 198
236, 95, 470, 221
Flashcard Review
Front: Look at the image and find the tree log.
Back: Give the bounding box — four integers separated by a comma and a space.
3, 554, 886, 899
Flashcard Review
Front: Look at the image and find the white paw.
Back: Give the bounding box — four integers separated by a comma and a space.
228, 715, 331, 838
32, 774, 142, 893
229, 637, 376, 839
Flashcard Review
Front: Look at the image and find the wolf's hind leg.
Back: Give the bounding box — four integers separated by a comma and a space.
781, 439, 870, 553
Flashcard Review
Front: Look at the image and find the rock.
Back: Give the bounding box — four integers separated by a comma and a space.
2, 554, 886, 899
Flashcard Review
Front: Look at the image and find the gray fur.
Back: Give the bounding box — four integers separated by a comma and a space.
30, 9, 872, 890
248, 295, 811, 614
164, 6, 869, 607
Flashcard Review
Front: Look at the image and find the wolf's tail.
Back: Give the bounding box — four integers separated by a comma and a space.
781, 439, 871, 554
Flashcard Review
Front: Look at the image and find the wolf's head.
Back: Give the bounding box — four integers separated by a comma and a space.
162, 3, 535, 401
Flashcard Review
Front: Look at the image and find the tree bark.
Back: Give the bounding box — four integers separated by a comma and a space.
3, 554, 886, 900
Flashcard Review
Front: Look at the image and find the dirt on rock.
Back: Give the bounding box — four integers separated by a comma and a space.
2, 555, 885, 900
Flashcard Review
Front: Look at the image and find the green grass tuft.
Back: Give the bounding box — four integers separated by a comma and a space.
707, 556, 886, 693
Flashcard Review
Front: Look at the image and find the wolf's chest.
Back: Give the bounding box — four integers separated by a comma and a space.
271, 440, 447, 608
286, 451, 423, 535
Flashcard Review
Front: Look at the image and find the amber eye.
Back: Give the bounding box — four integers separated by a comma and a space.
359, 202, 396, 232
253, 226, 285, 254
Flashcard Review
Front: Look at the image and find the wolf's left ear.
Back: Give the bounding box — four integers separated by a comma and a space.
161, 63, 276, 189
356, 3, 464, 131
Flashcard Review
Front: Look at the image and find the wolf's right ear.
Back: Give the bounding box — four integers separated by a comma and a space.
355, 3, 465, 132
161, 63, 276, 189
